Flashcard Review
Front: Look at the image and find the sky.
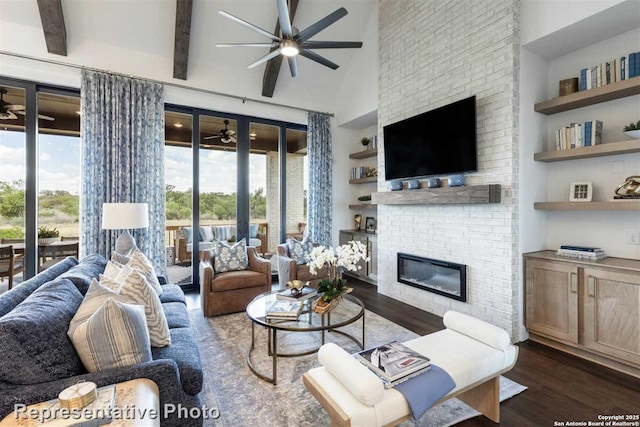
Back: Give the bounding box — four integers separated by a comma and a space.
0, 130, 81, 194
0, 130, 299, 196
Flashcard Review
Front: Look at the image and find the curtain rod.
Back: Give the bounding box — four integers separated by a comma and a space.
0, 50, 335, 117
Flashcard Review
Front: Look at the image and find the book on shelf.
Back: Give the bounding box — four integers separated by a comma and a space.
276, 286, 318, 301
357, 341, 431, 388
555, 120, 601, 151
266, 300, 303, 319
557, 248, 606, 260
559, 245, 602, 253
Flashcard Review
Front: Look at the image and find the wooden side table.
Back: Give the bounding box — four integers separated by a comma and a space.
1, 379, 160, 427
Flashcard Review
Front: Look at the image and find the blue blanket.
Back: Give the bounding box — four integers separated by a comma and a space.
394, 364, 456, 420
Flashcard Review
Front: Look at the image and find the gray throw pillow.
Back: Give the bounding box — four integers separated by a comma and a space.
287, 236, 314, 265
213, 239, 248, 273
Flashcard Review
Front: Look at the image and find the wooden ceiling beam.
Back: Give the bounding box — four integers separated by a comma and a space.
36, 0, 67, 56
261, 0, 299, 98
173, 0, 193, 80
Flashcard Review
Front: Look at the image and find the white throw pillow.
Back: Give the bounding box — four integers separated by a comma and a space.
102, 260, 123, 279
69, 277, 171, 347
72, 298, 152, 373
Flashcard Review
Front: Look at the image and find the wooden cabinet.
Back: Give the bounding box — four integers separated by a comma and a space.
582, 267, 640, 366
339, 230, 377, 285
525, 259, 579, 343
524, 251, 640, 376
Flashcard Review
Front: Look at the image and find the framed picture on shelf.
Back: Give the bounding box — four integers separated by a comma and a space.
569, 182, 593, 202
365, 217, 376, 233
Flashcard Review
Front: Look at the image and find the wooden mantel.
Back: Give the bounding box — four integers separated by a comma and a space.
372, 184, 501, 205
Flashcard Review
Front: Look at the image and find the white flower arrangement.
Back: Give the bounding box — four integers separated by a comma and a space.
307, 240, 370, 281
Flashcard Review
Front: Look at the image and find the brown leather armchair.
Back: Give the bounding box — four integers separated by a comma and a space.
277, 243, 330, 288
200, 246, 271, 316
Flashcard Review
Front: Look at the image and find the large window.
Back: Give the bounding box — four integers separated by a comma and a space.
0, 79, 80, 284
163, 106, 306, 290
0, 85, 26, 287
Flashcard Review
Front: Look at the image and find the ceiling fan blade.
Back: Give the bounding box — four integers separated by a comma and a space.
6, 105, 25, 111
301, 41, 362, 49
296, 7, 348, 42
203, 135, 222, 140
0, 111, 18, 120
230, 136, 237, 143
12, 110, 55, 121
227, 130, 236, 136
216, 43, 275, 48
218, 11, 281, 42
288, 56, 298, 77
299, 49, 339, 70
276, 0, 293, 38
247, 49, 282, 69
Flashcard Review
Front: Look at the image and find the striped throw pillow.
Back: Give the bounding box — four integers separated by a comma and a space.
72, 298, 152, 373
112, 249, 163, 295
69, 277, 171, 347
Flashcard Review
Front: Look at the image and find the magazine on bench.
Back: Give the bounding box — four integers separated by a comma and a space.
357, 341, 431, 387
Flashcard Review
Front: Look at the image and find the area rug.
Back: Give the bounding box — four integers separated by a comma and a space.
189, 303, 526, 427
166, 263, 192, 285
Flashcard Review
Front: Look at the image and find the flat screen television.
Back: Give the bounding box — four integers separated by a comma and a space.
383, 96, 477, 181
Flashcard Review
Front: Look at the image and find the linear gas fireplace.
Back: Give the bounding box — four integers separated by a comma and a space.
397, 253, 467, 302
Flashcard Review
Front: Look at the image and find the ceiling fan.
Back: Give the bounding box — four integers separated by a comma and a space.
204, 120, 237, 144
0, 88, 55, 121
216, 0, 363, 77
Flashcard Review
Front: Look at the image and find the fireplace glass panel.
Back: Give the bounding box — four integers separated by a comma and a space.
397, 253, 467, 302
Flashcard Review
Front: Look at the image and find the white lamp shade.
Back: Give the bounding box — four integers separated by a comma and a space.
101, 203, 149, 230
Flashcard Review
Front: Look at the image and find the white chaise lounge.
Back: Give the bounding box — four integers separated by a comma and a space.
303, 311, 519, 426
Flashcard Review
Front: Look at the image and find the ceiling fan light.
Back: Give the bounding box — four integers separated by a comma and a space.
281, 40, 299, 57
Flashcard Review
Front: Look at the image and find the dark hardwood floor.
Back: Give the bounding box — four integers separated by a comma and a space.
187, 279, 640, 425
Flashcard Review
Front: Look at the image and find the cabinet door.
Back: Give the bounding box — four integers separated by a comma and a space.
583, 268, 640, 366
525, 259, 579, 343
339, 232, 352, 246
367, 236, 377, 278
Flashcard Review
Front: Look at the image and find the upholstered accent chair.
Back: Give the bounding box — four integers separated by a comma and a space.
277, 243, 330, 288
0, 245, 24, 290
200, 246, 271, 316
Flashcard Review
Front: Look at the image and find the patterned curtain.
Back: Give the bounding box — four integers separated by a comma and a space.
307, 112, 332, 246
80, 70, 166, 274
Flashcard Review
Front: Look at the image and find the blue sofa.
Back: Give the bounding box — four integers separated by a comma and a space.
0, 254, 203, 426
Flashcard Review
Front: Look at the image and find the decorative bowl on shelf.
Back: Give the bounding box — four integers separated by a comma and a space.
624, 130, 640, 139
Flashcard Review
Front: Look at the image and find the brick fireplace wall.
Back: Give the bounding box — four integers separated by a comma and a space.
377, 0, 522, 339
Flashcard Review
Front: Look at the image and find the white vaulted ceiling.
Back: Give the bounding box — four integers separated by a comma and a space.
0, 0, 377, 112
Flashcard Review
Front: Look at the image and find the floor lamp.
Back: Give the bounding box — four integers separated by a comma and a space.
101, 203, 149, 255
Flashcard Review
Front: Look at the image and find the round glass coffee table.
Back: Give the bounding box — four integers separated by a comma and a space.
245, 291, 365, 385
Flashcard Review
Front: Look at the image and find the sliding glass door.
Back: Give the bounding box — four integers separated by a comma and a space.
0, 79, 80, 285
164, 104, 306, 292
0, 84, 27, 288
